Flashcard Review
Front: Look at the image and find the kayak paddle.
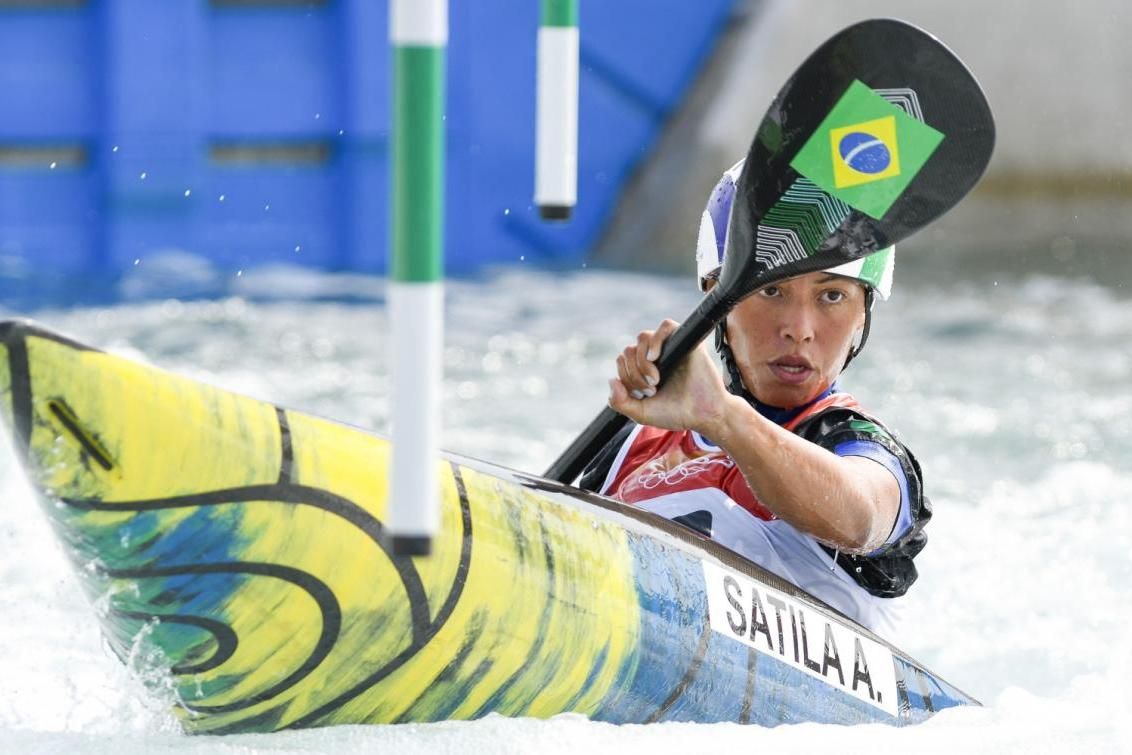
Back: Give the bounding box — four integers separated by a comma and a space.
546, 18, 995, 484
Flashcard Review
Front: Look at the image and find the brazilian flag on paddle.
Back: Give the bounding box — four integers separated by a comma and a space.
790, 80, 945, 219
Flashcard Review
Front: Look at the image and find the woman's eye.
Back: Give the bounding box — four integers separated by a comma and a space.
759, 285, 780, 298
822, 289, 846, 303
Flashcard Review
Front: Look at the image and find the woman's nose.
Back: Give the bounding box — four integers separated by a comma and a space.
778, 302, 816, 342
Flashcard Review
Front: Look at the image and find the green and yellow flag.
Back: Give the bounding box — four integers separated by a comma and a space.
790, 80, 944, 219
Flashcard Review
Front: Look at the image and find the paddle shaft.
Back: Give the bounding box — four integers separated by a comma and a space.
545, 288, 731, 483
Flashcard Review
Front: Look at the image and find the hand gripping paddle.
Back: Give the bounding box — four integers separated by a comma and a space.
546, 18, 995, 484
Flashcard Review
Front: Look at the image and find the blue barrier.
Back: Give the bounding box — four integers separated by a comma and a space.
0, 0, 738, 304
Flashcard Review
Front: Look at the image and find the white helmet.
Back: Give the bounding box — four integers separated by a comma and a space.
695, 159, 894, 297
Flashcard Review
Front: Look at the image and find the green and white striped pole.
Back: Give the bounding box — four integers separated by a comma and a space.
536, 0, 579, 221
389, 0, 446, 556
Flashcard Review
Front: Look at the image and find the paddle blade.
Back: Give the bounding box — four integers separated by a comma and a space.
718, 18, 995, 305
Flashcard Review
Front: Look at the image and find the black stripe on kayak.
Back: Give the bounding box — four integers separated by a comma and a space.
106, 561, 340, 713
6, 330, 32, 455
63, 483, 432, 650
394, 611, 490, 724
48, 399, 114, 471
914, 666, 936, 713
0, 320, 120, 472
0, 319, 98, 452
739, 647, 758, 724
116, 610, 238, 675
275, 407, 293, 485
896, 674, 912, 716
644, 618, 712, 723
434, 462, 474, 634
282, 461, 475, 730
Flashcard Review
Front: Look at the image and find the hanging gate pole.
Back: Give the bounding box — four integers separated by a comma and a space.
536, 0, 579, 220
388, 0, 447, 555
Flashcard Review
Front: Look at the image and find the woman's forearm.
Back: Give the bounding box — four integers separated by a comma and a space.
704, 395, 899, 553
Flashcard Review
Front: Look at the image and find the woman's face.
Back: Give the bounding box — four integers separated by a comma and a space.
725, 271, 868, 408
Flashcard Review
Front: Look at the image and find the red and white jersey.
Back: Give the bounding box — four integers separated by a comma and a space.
596, 393, 906, 636
604, 425, 775, 520
600, 392, 860, 516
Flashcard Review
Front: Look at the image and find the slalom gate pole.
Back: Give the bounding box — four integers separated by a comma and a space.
388, 0, 446, 556
536, 0, 579, 220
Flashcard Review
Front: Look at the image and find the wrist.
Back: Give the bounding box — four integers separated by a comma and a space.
699, 392, 751, 445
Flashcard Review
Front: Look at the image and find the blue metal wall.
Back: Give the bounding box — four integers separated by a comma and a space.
0, 0, 737, 302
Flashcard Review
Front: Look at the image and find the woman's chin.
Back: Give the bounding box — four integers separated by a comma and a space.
757, 380, 826, 410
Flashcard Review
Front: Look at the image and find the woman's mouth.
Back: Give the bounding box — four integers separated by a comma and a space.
768, 357, 814, 385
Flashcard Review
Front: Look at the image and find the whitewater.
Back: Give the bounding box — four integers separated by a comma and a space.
0, 263, 1129, 753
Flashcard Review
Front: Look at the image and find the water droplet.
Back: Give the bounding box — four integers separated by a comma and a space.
236, 270, 243, 277
184, 189, 192, 197
133, 258, 141, 266
503, 208, 510, 216
294, 245, 302, 253
519, 255, 525, 261
314, 113, 321, 120
112, 145, 119, 153
139, 171, 147, 180
218, 194, 226, 202
264, 204, 270, 211
338, 129, 345, 136
49, 162, 57, 170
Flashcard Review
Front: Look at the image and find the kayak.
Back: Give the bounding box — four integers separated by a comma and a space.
0, 318, 977, 734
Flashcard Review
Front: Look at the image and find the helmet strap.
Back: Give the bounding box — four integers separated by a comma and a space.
714, 321, 756, 402
842, 288, 875, 370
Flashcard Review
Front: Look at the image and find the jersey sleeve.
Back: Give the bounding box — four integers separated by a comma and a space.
793, 407, 932, 598
831, 438, 913, 548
